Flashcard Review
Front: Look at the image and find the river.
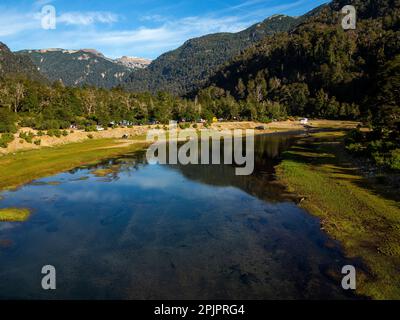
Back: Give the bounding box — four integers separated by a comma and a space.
0, 133, 357, 299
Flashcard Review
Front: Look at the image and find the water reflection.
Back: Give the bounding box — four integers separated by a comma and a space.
0, 133, 358, 299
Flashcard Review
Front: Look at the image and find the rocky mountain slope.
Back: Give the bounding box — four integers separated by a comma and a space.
0, 42, 46, 82
16, 49, 150, 88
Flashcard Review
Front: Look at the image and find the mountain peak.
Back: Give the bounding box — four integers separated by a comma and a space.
115, 56, 152, 69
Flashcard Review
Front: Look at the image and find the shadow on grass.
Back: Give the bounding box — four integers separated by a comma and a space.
283, 131, 400, 206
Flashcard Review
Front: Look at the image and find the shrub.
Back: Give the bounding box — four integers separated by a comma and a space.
259, 116, 272, 124
389, 149, 400, 171
372, 151, 386, 167
62, 130, 69, 137
47, 129, 62, 138
19, 117, 36, 128
345, 129, 364, 144
0, 109, 17, 133
87, 134, 94, 139
345, 143, 365, 155
179, 123, 191, 129
34, 139, 41, 146
33, 119, 71, 130
85, 125, 97, 132
19, 131, 35, 144
0, 133, 15, 148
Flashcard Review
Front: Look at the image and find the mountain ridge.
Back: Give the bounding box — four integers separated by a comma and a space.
16, 48, 151, 88
124, 14, 303, 95
0, 42, 47, 82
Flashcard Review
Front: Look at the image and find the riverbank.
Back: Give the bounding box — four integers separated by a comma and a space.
0, 120, 357, 192
0, 138, 149, 192
275, 130, 400, 299
0, 120, 356, 155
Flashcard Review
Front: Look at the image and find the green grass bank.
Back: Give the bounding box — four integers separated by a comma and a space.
275, 130, 400, 299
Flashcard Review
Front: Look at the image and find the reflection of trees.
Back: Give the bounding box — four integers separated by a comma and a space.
66, 134, 297, 202
169, 134, 297, 203
169, 163, 294, 203
253, 134, 294, 173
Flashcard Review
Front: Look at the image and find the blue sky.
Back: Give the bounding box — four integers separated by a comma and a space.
0, 0, 329, 59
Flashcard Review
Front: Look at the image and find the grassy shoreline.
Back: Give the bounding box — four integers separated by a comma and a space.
0, 121, 312, 192
275, 130, 400, 299
0, 138, 149, 192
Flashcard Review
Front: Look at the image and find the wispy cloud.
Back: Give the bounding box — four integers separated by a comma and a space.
22, 14, 249, 58
139, 14, 169, 23
0, 9, 39, 37
58, 11, 119, 26
0, 8, 119, 37
1, 0, 328, 59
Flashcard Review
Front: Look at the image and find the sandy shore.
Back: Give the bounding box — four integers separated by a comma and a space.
0, 120, 358, 155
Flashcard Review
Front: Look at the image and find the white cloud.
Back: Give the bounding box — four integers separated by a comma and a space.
0, 8, 119, 38
0, 0, 319, 59
58, 11, 119, 26
90, 15, 248, 48
0, 10, 39, 37
9, 13, 249, 58
139, 14, 169, 23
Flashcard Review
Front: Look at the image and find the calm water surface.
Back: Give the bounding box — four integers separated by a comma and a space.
0, 134, 357, 299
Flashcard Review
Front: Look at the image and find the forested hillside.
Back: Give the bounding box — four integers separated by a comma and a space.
199, 0, 397, 117
0, 42, 46, 83
194, 0, 400, 168
124, 14, 302, 95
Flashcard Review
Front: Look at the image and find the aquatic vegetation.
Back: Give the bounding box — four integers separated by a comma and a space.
70, 176, 90, 182
0, 208, 31, 222
30, 181, 62, 186
91, 165, 121, 177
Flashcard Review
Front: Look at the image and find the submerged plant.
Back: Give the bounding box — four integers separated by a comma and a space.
0, 208, 31, 222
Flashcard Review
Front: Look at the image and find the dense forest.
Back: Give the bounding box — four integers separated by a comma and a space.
0, 0, 399, 169
195, 0, 400, 169
16, 49, 133, 89
0, 43, 47, 83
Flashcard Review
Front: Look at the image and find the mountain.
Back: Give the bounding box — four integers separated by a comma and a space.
115, 56, 152, 69
0, 42, 46, 82
196, 0, 400, 120
16, 49, 151, 88
124, 14, 302, 95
